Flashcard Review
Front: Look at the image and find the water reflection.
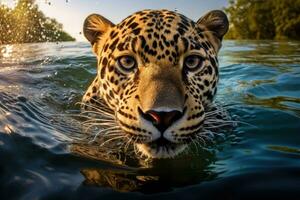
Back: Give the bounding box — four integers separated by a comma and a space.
220, 40, 300, 67
243, 94, 300, 116
78, 148, 217, 193
1, 45, 13, 58
267, 145, 300, 155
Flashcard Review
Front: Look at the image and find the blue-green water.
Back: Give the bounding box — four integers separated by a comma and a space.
0, 41, 300, 199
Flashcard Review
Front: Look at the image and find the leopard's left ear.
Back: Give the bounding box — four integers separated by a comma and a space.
197, 10, 229, 40
83, 14, 115, 45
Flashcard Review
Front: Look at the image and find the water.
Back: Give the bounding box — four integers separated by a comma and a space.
0, 41, 300, 199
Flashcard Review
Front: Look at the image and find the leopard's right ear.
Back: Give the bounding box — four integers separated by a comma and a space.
83, 14, 115, 45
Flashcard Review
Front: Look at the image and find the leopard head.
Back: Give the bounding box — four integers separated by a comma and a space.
82, 9, 228, 158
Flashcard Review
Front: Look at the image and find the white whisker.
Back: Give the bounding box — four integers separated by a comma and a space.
99, 135, 127, 147
78, 101, 114, 115
124, 135, 133, 153
82, 118, 115, 124
77, 100, 113, 114
88, 126, 121, 142
80, 110, 115, 119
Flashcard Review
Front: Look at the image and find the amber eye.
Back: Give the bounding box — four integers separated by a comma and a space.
184, 55, 204, 71
117, 56, 136, 72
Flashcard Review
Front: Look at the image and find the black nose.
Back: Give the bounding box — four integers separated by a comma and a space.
143, 110, 183, 133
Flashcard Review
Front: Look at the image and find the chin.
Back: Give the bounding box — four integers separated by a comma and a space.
136, 141, 188, 159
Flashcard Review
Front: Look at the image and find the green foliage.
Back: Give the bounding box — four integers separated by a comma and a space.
225, 0, 300, 40
0, 0, 75, 44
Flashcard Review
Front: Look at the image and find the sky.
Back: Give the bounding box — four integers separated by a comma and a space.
1, 0, 228, 41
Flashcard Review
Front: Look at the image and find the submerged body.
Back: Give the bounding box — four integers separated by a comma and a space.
81, 9, 229, 158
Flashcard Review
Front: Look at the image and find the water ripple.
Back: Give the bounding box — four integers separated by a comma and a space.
0, 41, 299, 198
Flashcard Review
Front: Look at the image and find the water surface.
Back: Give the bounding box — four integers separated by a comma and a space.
0, 40, 300, 199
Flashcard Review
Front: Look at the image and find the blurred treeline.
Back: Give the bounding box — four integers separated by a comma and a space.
225, 0, 300, 40
0, 0, 75, 45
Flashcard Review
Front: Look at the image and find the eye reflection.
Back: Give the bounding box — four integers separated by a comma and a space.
184, 55, 204, 71
117, 56, 136, 72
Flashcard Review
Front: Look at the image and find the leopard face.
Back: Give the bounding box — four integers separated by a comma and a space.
82, 9, 228, 158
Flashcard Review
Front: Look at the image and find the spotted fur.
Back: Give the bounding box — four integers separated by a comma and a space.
82, 9, 229, 158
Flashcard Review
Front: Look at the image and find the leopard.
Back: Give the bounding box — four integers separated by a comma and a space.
81, 9, 229, 159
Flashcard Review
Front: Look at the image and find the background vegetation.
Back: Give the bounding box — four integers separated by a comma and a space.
1, 0, 299, 43
225, 0, 300, 40
0, 0, 75, 45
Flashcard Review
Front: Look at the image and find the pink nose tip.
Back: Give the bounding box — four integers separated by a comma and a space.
145, 110, 183, 133
147, 111, 163, 125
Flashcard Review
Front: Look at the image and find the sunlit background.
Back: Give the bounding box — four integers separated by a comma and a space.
0, 0, 228, 41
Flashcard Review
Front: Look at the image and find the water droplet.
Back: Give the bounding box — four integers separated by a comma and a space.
4, 124, 14, 134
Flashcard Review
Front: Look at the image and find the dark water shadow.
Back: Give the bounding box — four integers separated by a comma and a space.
76, 147, 218, 194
